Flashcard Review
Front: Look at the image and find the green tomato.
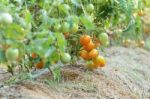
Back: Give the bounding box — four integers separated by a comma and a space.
61, 22, 70, 32
5, 48, 19, 61
54, 24, 61, 32
70, 23, 78, 33
86, 4, 94, 12
0, 12, 13, 24
98, 33, 109, 46
61, 53, 71, 64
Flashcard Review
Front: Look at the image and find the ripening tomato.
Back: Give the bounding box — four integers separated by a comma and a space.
80, 35, 91, 46
61, 22, 70, 32
31, 53, 37, 58
93, 56, 106, 67
70, 23, 78, 33
61, 53, 71, 63
98, 33, 109, 46
83, 41, 95, 51
79, 50, 90, 60
138, 10, 145, 17
63, 32, 70, 39
123, 39, 131, 47
35, 60, 44, 69
6, 49, 19, 62
88, 49, 98, 59
86, 4, 94, 12
5, 48, 19, 61
54, 24, 61, 32
0, 12, 13, 24
86, 61, 98, 71
138, 40, 145, 47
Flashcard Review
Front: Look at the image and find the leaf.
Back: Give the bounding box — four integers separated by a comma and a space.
25, 10, 32, 24
54, 32, 67, 52
80, 15, 94, 29
71, 0, 81, 7
52, 67, 61, 81
5, 23, 27, 40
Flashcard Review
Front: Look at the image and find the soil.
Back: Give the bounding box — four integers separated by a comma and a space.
0, 46, 150, 99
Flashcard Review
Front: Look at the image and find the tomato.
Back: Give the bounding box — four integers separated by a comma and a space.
35, 60, 44, 69
98, 33, 109, 46
31, 53, 37, 58
79, 50, 90, 60
93, 56, 106, 67
0, 12, 13, 24
63, 32, 70, 39
61, 53, 71, 63
86, 61, 97, 71
5, 48, 19, 61
83, 41, 95, 51
54, 24, 61, 32
123, 39, 131, 47
88, 49, 98, 59
80, 35, 91, 46
94, 37, 101, 48
138, 10, 145, 17
2, 44, 11, 51
61, 22, 70, 32
138, 40, 145, 47
70, 23, 78, 33
86, 4, 94, 12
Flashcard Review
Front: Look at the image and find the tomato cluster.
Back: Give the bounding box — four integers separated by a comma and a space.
79, 34, 106, 70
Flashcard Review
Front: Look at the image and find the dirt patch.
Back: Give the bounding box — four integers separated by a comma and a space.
0, 46, 150, 99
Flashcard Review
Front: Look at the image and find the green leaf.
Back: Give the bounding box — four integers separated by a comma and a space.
25, 10, 32, 24
55, 32, 66, 52
52, 67, 61, 81
80, 15, 94, 29
5, 23, 27, 40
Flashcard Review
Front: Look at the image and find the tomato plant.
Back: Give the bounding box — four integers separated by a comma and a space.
0, 0, 146, 81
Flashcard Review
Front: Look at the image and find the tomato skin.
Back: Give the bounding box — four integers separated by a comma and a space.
70, 23, 78, 33
80, 35, 91, 46
138, 10, 145, 17
31, 53, 37, 58
35, 60, 44, 69
86, 61, 98, 71
83, 41, 95, 51
63, 32, 70, 39
61, 22, 70, 32
93, 56, 106, 67
0, 12, 13, 24
98, 33, 109, 46
61, 53, 71, 64
79, 50, 90, 60
86, 4, 94, 12
138, 40, 145, 47
5, 48, 19, 61
54, 24, 61, 32
88, 49, 98, 59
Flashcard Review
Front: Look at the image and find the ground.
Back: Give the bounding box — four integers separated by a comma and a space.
0, 46, 150, 99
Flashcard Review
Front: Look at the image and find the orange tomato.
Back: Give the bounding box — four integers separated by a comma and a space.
88, 49, 98, 59
93, 56, 106, 67
80, 35, 91, 46
138, 40, 145, 47
35, 60, 44, 69
86, 61, 98, 70
31, 53, 37, 58
79, 50, 90, 60
138, 10, 145, 17
63, 32, 70, 39
83, 41, 95, 51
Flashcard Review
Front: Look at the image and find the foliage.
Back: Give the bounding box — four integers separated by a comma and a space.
0, 0, 146, 81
